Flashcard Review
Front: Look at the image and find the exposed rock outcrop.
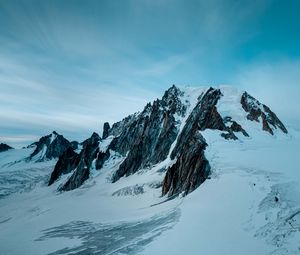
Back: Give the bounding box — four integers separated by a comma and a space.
221, 116, 249, 140
102, 122, 110, 139
59, 132, 101, 191
48, 147, 80, 186
70, 141, 79, 150
112, 85, 186, 182
95, 150, 110, 170
0, 143, 13, 153
241, 92, 288, 135
60, 158, 90, 191
29, 131, 72, 161
162, 132, 210, 197
163, 87, 251, 196
164, 88, 221, 196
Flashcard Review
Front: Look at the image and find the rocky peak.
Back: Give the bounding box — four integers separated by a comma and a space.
111, 86, 187, 182
29, 131, 73, 161
48, 132, 101, 187
56, 132, 101, 191
241, 92, 288, 135
0, 143, 14, 153
107, 114, 138, 138
48, 147, 80, 186
161, 84, 186, 115
102, 122, 110, 139
81, 132, 101, 149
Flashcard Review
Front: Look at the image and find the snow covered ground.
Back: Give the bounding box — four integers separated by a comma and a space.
0, 147, 181, 254
1, 128, 299, 255
144, 127, 300, 255
143, 87, 300, 254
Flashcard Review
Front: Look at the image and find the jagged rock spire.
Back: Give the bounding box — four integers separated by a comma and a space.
102, 122, 110, 139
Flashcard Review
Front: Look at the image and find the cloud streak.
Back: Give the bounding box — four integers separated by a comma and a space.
0, 0, 299, 147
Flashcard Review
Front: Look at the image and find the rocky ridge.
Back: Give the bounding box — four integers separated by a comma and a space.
29, 131, 74, 161
241, 92, 288, 135
48, 85, 288, 197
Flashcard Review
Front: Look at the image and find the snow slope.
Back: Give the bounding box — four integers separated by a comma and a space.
0, 86, 299, 255
144, 128, 300, 255
0, 147, 181, 255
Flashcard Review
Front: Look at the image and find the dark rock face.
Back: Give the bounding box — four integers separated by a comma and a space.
29, 131, 72, 161
48, 147, 80, 186
45, 134, 73, 159
70, 141, 79, 150
241, 92, 288, 134
95, 150, 110, 170
163, 87, 251, 196
25, 142, 38, 149
59, 132, 101, 191
162, 132, 210, 197
102, 122, 110, 139
29, 136, 50, 159
107, 114, 138, 142
0, 143, 13, 152
164, 88, 221, 196
60, 158, 90, 191
49, 131, 116, 191
112, 85, 186, 182
221, 117, 249, 140
79, 132, 101, 169
170, 88, 221, 160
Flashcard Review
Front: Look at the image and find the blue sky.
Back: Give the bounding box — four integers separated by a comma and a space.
0, 0, 300, 147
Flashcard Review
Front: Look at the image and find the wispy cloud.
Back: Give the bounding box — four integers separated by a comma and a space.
0, 0, 299, 147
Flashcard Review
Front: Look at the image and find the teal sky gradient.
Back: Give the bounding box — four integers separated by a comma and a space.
0, 0, 300, 147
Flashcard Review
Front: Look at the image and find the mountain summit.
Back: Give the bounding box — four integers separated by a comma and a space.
48, 85, 287, 196
29, 131, 75, 161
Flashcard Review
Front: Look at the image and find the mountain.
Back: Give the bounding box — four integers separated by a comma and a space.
48, 85, 287, 197
1, 85, 299, 255
28, 131, 75, 161
0, 143, 13, 152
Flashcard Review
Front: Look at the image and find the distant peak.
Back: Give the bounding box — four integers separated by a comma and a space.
164, 84, 181, 96
0, 143, 14, 152
29, 131, 72, 161
91, 132, 100, 138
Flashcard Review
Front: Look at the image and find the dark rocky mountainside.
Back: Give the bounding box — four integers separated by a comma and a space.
29, 131, 74, 161
48, 147, 80, 186
241, 92, 288, 135
111, 85, 187, 182
60, 132, 101, 191
47, 85, 288, 197
0, 143, 13, 153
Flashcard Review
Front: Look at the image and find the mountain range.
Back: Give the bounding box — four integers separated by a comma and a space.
0, 85, 299, 255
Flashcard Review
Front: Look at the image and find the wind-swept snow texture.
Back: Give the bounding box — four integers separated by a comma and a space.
0, 86, 299, 255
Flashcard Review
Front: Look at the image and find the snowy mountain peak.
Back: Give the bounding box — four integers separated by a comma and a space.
241, 91, 288, 134
29, 131, 74, 161
1, 85, 298, 255
46, 85, 288, 198
178, 85, 288, 136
